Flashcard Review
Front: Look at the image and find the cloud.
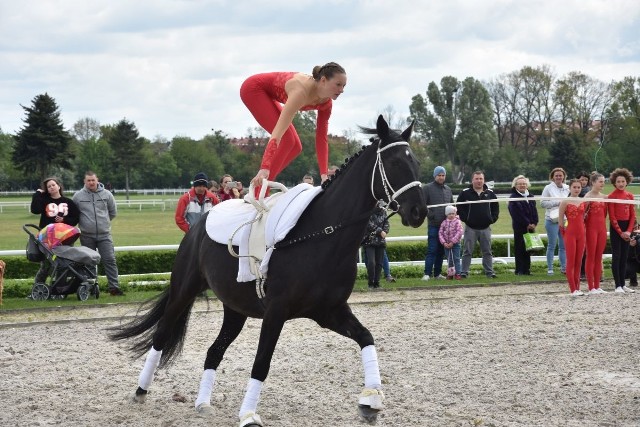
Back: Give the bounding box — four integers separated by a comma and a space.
1, 0, 639, 141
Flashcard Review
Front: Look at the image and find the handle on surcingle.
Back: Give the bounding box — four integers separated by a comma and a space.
246, 179, 288, 211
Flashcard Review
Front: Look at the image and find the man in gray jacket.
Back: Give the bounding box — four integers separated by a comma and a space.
73, 171, 123, 296
422, 166, 454, 280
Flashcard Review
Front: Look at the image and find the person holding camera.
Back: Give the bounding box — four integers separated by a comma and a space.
218, 174, 242, 202
175, 172, 219, 233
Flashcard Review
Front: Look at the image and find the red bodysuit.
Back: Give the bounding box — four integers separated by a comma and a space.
240, 72, 332, 179
562, 203, 585, 292
584, 201, 607, 291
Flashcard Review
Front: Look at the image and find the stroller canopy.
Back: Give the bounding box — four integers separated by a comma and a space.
38, 223, 80, 250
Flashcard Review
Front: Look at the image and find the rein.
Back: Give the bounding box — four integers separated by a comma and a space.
275, 139, 419, 249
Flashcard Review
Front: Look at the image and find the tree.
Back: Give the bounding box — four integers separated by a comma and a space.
409, 76, 496, 183
12, 93, 74, 182
72, 117, 101, 144
108, 118, 145, 199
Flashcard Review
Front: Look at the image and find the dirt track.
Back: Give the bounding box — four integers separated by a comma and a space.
1, 282, 639, 426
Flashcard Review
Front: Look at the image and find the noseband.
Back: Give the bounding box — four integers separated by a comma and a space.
370, 140, 422, 212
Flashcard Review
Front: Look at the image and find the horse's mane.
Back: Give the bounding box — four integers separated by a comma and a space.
320, 125, 404, 191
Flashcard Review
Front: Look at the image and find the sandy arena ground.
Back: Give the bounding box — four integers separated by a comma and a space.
1, 282, 639, 427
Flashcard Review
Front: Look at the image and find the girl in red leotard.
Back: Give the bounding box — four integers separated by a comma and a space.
583, 173, 608, 294
559, 179, 586, 296
240, 63, 347, 187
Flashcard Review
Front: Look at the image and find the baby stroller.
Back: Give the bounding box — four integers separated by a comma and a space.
23, 223, 101, 301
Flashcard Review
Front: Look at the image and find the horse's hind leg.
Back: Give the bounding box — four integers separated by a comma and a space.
195, 305, 247, 412
135, 274, 206, 402
315, 303, 384, 424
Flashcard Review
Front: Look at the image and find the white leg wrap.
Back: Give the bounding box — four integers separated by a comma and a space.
195, 369, 216, 410
361, 345, 381, 389
138, 347, 162, 390
238, 378, 263, 420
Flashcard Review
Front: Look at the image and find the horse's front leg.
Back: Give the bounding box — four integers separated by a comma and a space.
315, 302, 384, 424
195, 305, 247, 413
237, 306, 287, 427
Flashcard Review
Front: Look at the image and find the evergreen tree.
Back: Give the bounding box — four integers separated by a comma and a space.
12, 93, 73, 181
108, 118, 145, 199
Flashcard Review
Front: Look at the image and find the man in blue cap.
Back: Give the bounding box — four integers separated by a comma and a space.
422, 166, 453, 280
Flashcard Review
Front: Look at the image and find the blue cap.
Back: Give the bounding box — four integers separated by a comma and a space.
433, 166, 446, 178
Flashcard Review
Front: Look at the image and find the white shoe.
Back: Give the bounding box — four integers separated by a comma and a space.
547, 270, 554, 275
435, 274, 446, 280
421, 275, 430, 281
614, 287, 626, 293
571, 290, 584, 296
595, 288, 607, 294
623, 286, 635, 293
588, 289, 600, 295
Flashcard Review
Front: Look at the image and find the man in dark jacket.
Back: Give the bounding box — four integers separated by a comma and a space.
457, 171, 499, 278
421, 166, 454, 280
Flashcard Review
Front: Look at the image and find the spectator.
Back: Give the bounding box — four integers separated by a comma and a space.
607, 167, 636, 293
208, 180, 220, 193
30, 177, 80, 284
302, 174, 315, 185
362, 248, 396, 282
507, 175, 538, 276
175, 172, 219, 233
439, 205, 463, 279
626, 221, 640, 287
361, 202, 389, 289
577, 171, 591, 197
72, 171, 123, 296
541, 167, 570, 276
583, 172, 608, 294
457, 171, 499, 278
242, 63, 347, 188
218, 174, 241, 202
421, 166, 453, 281
559, 179, 586, 296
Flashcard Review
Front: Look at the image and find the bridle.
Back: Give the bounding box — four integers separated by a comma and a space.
370, 139, 422, 213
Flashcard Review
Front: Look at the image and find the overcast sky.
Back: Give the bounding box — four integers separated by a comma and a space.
1, 0, 639, 142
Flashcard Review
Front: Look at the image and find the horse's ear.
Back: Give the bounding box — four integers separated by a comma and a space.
401, 120, 415, 142
376, 115, 390, 139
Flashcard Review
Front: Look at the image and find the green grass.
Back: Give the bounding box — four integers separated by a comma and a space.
0, 264, 561, 311
3, 183, 637, 249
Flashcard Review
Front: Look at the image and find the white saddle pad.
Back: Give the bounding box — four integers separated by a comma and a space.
206, 183, 323, 282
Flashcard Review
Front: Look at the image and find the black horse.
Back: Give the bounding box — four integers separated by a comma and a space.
110, 115, 427, 426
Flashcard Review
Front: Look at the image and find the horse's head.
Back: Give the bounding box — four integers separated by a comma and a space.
365, 115, 427, 228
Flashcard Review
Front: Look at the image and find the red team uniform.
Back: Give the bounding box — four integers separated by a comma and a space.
562, 203, 586, 293
240, 72, 331, 179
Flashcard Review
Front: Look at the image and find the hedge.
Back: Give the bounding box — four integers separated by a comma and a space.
1, 236, 613, 280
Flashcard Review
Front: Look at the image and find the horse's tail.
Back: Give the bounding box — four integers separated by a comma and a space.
108, 288, 197, 368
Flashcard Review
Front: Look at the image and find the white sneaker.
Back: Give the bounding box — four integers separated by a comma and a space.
589, 289, 600, 295
614, 287, 626, 293
622, 286, 635, 293
596, 288, 607, 294
547, 270, 554, 275
571, 290, 584, 296
435, 274, 447, 280
421, 275, 430, 281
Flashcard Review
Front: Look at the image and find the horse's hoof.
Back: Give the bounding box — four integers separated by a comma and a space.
132, 393, 147, 403
358, 404, 380, 424
196, 402, 213, 415
239, 411, 263, 427
133, 387, 148, 403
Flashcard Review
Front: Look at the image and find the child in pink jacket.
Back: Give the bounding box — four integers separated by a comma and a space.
439, 205, 464, 279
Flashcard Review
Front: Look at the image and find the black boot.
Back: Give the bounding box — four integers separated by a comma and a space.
373, 281, 380, 289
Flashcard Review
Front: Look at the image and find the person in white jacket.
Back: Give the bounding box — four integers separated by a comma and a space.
541, 167, 570, 275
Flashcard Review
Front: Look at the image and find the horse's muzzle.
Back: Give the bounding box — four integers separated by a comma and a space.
401, 204, 427, 228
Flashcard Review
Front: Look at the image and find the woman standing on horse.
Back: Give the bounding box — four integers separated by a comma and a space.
241, 62, 347, 187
